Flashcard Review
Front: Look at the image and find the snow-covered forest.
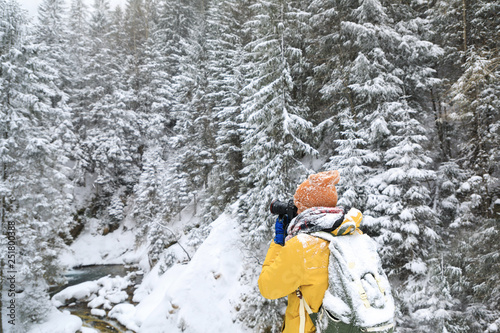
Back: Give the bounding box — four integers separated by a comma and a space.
0, 0, 499, 332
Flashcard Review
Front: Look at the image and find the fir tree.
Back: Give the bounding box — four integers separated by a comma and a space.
325, 107, 376, 209
77, 0, 144, 227
34, 0, 71, 90
315, 1, 444, 330
202, 0, 253, 221
237, 0, 315, 330
0, 1, 73, 328
239, 0, 315, 243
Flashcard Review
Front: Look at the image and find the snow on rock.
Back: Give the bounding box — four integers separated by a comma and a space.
26, 308, 82, 333
108, 303, 140, 331
52, 281, 100, 307
126, 211, 251, 333
81, 328, 99, 333
90, 308, 106, 317
52, 275, 131, 309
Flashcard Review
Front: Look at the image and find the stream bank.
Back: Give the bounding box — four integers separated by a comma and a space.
50, 265, 143, 333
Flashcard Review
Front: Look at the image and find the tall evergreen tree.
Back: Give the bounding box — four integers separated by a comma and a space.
324, 107, 376, 209
239, 0, 315, 242
66, 0, 91, 182
201, 0, 253, 221
450, 48, 499, 184
150, 0, 202, 212
34, 0, 71, 91
133, 0, 209, 267
0, 1, 74, 328
314, 1, 444, 330
77, 0, 144, 228
236, 0, 315, 331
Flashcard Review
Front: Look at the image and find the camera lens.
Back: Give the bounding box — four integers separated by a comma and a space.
270, 200, 288, 216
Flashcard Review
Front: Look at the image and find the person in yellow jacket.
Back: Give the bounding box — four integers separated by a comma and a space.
258, 170, 363, 333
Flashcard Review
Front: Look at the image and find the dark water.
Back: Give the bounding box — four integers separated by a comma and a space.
51, 265, 142, 333
50, 264, 134, 296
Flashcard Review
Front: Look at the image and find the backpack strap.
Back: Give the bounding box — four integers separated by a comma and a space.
296, 288, 313, 333
355, 279, 371, 308
311, 230, 334, 242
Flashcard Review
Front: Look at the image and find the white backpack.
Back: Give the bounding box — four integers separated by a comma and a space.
310, 231, 395, 332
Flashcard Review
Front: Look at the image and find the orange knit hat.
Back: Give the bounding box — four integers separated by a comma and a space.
293, 170, 340, 214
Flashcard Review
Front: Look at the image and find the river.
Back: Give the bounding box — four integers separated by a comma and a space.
50, 265, 142, 333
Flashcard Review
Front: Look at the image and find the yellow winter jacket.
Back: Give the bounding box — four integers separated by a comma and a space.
258, 235, 330, 333
258, 208, 363, 333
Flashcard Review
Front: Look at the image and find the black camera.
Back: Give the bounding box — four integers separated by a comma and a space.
270, 199, 298, 221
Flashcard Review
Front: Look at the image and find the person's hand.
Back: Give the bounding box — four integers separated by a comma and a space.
274, 217, 287, 246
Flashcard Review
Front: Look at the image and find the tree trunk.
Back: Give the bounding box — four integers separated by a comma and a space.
462, 0, 467, 53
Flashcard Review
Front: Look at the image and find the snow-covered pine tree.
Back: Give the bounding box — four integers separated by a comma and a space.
314, 1, 445, 330
0, 1, 74, 328
34, 0, 71, 90
409, 253, 466, 333
311, 1, 382, 208
122, 0, 151, 55
237, 0, 315, 330
443, 4, 499, 327
324, 107, 376, 209
146, 0, 204, 218
450, 48, 499, 189
122, 0, 162, 138
201, 0, 253, 221
304, 0, 347, 128
435, 161, 468, 228
239, 0, 315, 245
131, 30, 178, 253
169, 0, 220, 219
129, 0, 176, 257
443, 172, 500, 332
77, 0, 144, 229
458, 216, 500, 332
429, 2, 499, 328
377, 102, 440, 332
133, 147, 165, 222
424, 0, 464, 162
66, 0, 91, 186
76, 0, 114, 194
33, 0, 77, 156
67, 0, 89, 62
134, 0, 217, 268
427, 0, 499, 182
437, 170, 500, 332
133, 8, 173, 130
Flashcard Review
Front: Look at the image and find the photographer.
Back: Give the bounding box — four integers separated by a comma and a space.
258, 170, 363, 333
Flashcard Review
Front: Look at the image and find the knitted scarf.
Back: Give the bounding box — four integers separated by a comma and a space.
285, 206, 348, 242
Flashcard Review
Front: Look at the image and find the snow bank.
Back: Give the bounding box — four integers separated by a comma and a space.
59, 221, 147, 268
52, 275, 131, 308
52, 281, 100, 307
126, 211, 251, 333
109, 303, 140, 331
26, 308, 81, 333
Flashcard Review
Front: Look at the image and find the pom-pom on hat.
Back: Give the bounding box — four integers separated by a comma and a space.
293, 170, 340, 214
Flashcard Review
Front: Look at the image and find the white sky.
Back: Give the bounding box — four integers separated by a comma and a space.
18, 0, 128, 22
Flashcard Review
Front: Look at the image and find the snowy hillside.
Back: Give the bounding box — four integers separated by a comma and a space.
127, 211, 251, 332
29, 205, 254, 333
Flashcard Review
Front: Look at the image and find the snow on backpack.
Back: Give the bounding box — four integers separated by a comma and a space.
288, 207, 395, 333
313, 231, 395, 333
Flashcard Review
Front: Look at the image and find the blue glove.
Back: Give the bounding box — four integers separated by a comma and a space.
274, 217, 287, 246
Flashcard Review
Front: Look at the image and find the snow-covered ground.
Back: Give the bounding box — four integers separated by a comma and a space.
29, 205, 250, 333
